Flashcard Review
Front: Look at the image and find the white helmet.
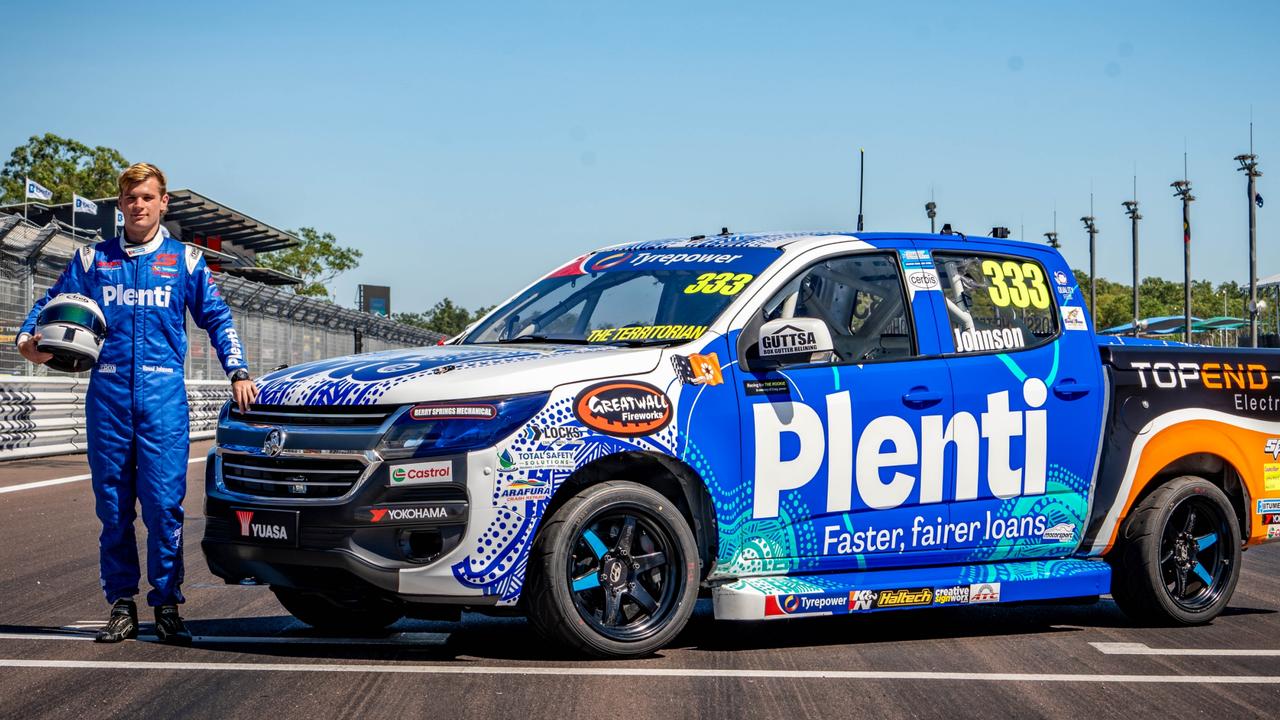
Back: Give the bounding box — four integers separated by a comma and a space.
35, 293, 107, 373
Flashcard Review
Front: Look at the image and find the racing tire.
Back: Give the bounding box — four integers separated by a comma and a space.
271, 587, 403, 634
1108, 476, 1241, 626
525, 480, 700, 658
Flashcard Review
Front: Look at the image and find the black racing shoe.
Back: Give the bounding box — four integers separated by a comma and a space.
154, 605, 193, 646
94, 599, 138, 643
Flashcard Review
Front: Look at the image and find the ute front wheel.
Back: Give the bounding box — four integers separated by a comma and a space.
525, 481, 700, 658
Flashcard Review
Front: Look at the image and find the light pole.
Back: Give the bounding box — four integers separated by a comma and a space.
1043, 231, 1059, 248
925, 201, 936, 234
1081, 214, 1098, 317
1221, 287, 1228, 346
1235, 152, 1262, 346
1123, 199, 1142, 337
1172, 178, 1195, 341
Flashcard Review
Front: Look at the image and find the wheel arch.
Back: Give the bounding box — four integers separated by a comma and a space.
1111, 420, 1257, 552
1130, 452, 1250, 543
541, 450, 718, 582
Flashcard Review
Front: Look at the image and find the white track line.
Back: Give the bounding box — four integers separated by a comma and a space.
0, 456, 206, 495
0, 632, 449, 646
1092, 642, 1280, 657
0, 657, 1278, 683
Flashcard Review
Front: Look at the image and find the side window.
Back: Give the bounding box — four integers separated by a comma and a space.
761, 252, 915, 364
932, 253, 1059, 354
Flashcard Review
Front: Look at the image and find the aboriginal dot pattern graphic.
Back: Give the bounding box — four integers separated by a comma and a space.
254, 345, 616, 406
451, 388, 687, 600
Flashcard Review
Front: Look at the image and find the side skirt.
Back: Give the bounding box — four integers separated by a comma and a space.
712, 558, 1111, 620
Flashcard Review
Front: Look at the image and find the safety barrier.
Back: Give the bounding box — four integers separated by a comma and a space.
0, 376, 230, 461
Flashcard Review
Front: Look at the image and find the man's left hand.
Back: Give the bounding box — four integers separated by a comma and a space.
232, 379, 258, 413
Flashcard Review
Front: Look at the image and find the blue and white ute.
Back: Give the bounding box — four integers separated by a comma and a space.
203, 231, 1280, 657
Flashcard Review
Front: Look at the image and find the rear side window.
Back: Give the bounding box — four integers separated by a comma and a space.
932, 253, 1058, 354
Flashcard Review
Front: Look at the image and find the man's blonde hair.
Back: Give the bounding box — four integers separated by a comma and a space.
117, 162, 167, 196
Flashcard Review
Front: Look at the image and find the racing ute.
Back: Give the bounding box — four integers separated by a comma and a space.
203, 231, 1280, 657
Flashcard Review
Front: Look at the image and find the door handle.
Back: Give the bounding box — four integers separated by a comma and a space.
1052, 379, 1091, 399
901, 387, 943, 408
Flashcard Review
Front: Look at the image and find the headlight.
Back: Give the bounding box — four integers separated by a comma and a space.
377, 393, 550, 459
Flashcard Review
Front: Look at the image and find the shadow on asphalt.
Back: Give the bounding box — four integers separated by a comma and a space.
1217, 605, 1276, 618
3, 599, 1273, 662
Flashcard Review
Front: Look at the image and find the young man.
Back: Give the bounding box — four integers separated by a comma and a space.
16, 163, 257, 644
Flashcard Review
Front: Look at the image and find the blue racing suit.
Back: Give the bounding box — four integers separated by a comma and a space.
19, 230, 247, 606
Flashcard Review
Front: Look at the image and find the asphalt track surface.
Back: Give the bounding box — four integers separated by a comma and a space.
2, 443, 1278, 719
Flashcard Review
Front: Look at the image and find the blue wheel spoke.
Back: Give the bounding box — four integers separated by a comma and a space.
1195, 532, 1218, 551
1191, 562, 1214, 586
582, 529, 609, 559
571, 572, 600, 592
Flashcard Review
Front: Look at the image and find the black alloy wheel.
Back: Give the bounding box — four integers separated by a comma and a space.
568, 508, 678, 641
526, 481, 700, 658
1109, 476, 1242, 625
1158, 493, 1233, 612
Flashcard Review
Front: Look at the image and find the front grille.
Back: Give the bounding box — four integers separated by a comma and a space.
229, 404, 397, 427
221, 454, 367, 499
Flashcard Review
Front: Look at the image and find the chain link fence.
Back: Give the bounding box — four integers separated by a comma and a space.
0, 212, 443, 379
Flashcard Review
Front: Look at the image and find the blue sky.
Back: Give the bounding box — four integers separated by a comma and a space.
2, 1, 1276, 312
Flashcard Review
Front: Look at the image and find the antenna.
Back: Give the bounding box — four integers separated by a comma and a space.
856, 148, 865, 232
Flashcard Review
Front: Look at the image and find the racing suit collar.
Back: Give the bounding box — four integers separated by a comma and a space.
118, 225, 170, 258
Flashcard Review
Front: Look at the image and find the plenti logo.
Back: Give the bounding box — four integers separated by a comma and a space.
753, 378, 1049, 518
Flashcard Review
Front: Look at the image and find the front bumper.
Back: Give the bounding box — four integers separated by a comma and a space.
201, 449, 471, 596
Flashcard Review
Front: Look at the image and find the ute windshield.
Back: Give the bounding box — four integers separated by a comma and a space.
462, 248, 781, 346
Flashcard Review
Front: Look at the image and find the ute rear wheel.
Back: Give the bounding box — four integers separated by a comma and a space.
525, 481, 700, 658
272, 587, 403, 634
1109, 476, 1241, 625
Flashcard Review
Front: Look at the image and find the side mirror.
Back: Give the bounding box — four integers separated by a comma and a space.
750, 317, 835, 370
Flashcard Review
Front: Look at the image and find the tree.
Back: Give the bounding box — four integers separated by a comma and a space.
257, 227, 363, 300
1, 133, 128, 204
1069, 266, 1264, 341
395, 299, 494, 336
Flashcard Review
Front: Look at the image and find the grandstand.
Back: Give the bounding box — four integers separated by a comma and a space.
0, 198, 442, 377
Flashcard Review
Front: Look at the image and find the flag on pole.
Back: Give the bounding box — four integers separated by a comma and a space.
115, 208, 125, 227
73, 194, 98, 216
25, 178, 53, 201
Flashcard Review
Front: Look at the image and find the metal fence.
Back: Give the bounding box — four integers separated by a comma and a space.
0, 376, 229, 460
0, 213, 443, 379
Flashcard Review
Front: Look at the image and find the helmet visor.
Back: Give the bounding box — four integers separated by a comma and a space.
38, 303, 106, 338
